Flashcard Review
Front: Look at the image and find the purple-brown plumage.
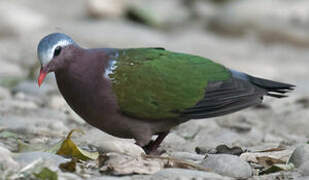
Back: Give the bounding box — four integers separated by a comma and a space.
54, 47, 169, 145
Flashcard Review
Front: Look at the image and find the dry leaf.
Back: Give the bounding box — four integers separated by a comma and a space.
98, 152, 211, 175
55, 129, 99, 161
256, 156, 285, 168
59, 158, 77, 172
259, 163, 294, 175
240, 149, 292, 164
256, 147, 286, 153
16, 129, 99, 161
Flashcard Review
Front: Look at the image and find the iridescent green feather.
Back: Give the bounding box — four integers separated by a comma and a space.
109, 48, 231, 120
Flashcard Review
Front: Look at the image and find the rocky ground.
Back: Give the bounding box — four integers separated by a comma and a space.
0, 0, 309, 179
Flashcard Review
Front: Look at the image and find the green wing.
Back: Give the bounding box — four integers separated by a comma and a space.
109, 48, 231, 120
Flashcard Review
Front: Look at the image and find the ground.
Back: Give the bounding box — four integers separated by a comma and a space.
0, 0, 308, 179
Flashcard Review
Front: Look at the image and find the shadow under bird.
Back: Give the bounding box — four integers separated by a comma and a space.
37, 33, 295, 154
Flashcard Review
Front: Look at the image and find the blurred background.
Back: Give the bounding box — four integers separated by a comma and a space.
0, 0, 309, 167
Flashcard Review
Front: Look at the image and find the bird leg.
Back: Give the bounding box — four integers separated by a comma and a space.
143, 132, 169, 154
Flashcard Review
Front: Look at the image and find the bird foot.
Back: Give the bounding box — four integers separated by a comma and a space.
141, 132, 169, 154
143, 143, 166, 155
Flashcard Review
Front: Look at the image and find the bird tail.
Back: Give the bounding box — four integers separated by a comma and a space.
248, 75, 295, 98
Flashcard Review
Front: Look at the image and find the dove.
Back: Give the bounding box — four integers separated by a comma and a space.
37, 33, 294, 153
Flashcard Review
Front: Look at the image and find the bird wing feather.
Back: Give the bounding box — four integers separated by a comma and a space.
109, 48, 242, 121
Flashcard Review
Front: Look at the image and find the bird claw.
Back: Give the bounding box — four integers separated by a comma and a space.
143, 144, 166, 155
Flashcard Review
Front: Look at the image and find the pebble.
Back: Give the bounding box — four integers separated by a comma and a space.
49, 95, 68, 110
249, 171, 302, 180
0, 86, 11, 100
14, 151, 70, 168
91, 176, 131, 180
127, 0, 191, 28
299, 161, 309, 176
0, 99, 38, 114
86, 0, 127, 19
200, 154, 252, 178
150, 168, 232, 180
161, 132, 189, 152
58, 172, 84, 180
97, 140, 145, 157
0, 146, 20, 170
194, 127, 263, 150
0, 61, 25, 87
208, 0, 309, 47
168, 151, 204, 162
289, 144, 309, 168
0, 1, 46, 37
12, 80, 55, 97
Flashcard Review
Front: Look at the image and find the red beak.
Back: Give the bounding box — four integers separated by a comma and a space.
38, 68, 47, 87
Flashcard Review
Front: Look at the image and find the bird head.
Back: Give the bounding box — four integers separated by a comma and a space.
37, 33, 77, 86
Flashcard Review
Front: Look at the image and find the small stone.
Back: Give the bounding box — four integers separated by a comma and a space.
190, 0, 218, 20
86, 0, 127, 19
49, 95, 67, 110
194, 127, 263, 150
12, 80, 55, 97
58, 172, 84, 180
0, 146, 20, 170
0, 61, 25, 88
299, 161, 309, 176
169, 152, 204, 162
14, 92, 45, 106
196, 144, 244, 156
216, 116, 252, 133
200, 154, 252, 178
208, 0, 309, 47
91, 176, 131, 180
15, 151, 70, 168
162, 132, 189, 152
0, 86, 11, 100
98, 140, 145, 157
0, 1, 46, 37
250, 171, 302, 180
0, 99, 38, 113
151, 168, 232, 180
289, 144, 309, 168
47, 121, 69, 132
127, 0, 191, 28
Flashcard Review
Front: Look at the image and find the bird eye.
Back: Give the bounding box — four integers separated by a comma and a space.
54, 46, 62, 57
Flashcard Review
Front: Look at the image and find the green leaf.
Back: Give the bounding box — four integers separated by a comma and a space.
34, 167, 58, 180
